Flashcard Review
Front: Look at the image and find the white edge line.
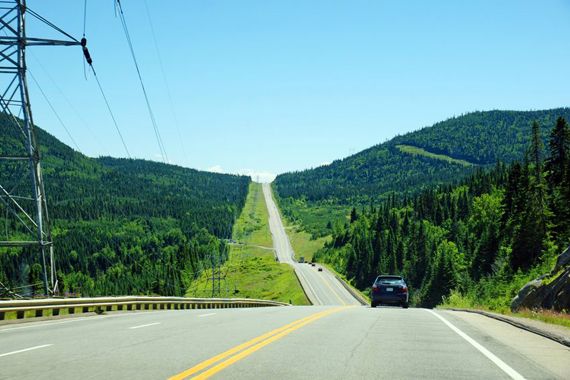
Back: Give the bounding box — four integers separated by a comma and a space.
0, 310, 168, 333
198, 313, 216, 318
0, 344, 53, 358
128, 322, 161, 330
427, 310, 526, 380
315, 269, 347, 305
296, 267, 323, 305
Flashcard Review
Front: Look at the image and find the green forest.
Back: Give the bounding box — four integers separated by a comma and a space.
311, 117, 570, 309
0, 114, 250, 297
274, 108, 570, 205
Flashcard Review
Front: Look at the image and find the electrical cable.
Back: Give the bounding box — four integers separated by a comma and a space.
83, 0, 88, 37
143, 0, 189, 165
115, 0, 168, 163
82, 0, 88, 79
28, 52, 108, 155
28, 70, 81, 151
26, 7, 79, 43
90, 66, 132, 158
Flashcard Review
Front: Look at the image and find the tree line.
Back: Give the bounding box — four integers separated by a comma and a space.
314, 117, 570, 308
0, 119, 249, 297
274, 109, 570, 205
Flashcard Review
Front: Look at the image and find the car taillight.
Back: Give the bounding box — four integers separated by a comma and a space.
372, 284, 380, 293
399, 286, 408, 293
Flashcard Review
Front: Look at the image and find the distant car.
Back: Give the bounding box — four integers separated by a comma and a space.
370, 275, 409, 308
311, 263, 316, 267
318, 267, 323, 272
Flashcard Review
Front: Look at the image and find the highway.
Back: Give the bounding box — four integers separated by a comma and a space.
1, 306, 568, 379
262, 183, 360, 306
2, 185, 568, 379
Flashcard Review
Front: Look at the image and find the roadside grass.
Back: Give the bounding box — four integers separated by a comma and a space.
233, 182, 272, 247
274, 194, 370, 302
285, 224, 329, 263
187, 245, 309, 305
275, 194, 349, 238
441, 291, 570, 329
319, 262, 371, 303
186, 182, 309, 305
396, 144, 474, 167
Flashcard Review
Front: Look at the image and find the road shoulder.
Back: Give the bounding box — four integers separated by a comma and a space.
440, 310, 570, 380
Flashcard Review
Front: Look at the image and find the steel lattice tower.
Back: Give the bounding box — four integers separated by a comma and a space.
0, 0, 80, 296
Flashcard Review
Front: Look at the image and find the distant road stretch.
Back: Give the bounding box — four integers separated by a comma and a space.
3, 185, 566, 379
262, 183, 360, 305
2, 306, 568, 379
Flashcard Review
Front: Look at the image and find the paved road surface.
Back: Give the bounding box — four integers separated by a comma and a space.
262, 183, 360, 306
2, 306, 568, 379
4, 185, 566, 379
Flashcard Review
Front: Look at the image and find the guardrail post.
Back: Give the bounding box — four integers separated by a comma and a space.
0, 297, 286, 324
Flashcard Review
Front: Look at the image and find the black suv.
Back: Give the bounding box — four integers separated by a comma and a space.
370, 275, 409, 308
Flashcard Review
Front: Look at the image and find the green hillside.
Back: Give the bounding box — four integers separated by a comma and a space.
314, 117, 570, 310
187, 183, 309, 305
395, 144, 474, 167
274, 108, 570, 206
0, 114, 250, 297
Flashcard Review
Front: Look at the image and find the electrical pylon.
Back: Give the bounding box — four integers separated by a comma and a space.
0, 1, 81, 296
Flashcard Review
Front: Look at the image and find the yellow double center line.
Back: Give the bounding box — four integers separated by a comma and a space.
169, 307, 348, 380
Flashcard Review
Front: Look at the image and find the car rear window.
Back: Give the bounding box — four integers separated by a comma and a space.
376, 276, 402, 284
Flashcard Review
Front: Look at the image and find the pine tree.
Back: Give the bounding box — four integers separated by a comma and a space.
546, 117, 570, 245
511, 121, 550, 269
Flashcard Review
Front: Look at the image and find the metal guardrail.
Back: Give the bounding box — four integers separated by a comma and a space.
0, 296, 289, 321
332, 274, 369, 306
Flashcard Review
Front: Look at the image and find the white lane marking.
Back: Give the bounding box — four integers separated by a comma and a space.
427, 310, 526, 380
315, 270, 347, 305
198, 313, 216, 318
296, 267, 324, 305
128, 322, 160, 330
0, 344, 52, 358
324, 270, 360, 305
0, 310, 168, 333
0, 316, 97, 333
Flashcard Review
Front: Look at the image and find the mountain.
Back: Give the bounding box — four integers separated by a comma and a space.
274, 108, 570, 205
312, 116, 570, 310
0, 114, 250, 297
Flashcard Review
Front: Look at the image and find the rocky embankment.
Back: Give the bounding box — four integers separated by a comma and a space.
512, 246, 570, 312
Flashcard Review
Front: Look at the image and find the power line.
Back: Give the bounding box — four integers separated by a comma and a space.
115, 0, 168, 163
90, 66, 132, 158
28, 52, 108, 156
143, 0, 189, 165
83, 0, 88, 37
28, 70, 81, 152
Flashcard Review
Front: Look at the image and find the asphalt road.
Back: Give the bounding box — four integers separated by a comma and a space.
262, 183, 360, 306
1, 306, 568, 379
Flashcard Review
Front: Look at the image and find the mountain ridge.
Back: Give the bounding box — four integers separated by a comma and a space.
274, 108, 570, 205
0, 115, 250, 297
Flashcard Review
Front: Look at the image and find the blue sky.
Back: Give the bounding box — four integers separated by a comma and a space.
25, 0, 570, 181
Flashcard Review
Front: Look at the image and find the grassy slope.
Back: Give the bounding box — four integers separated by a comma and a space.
186, 183, 309, 305
277, 202, 371, 302
396, 144, 474, 167
285, 224, 329, 263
